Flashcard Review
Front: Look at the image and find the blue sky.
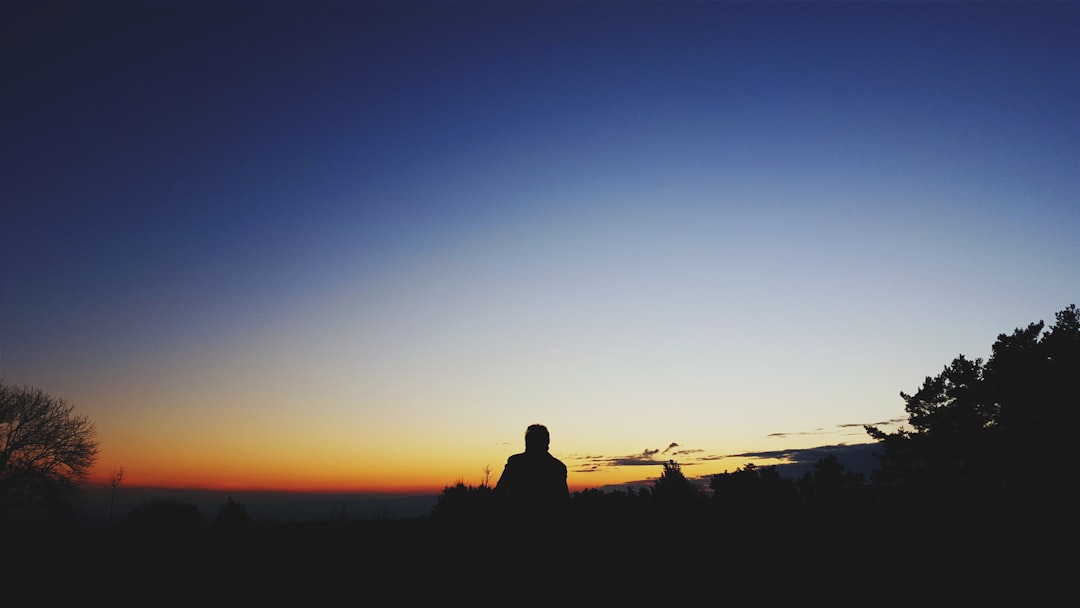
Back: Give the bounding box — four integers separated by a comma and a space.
2, 1, 1077, 491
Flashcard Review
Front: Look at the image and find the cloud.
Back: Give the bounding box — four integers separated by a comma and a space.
732, 443, 863, 461
768, 419, 907, 439
606, 447, 668, 467
673, 448, 703, 456
564, 430, 886, 482
566, 443, 723, 473
864, 417, 907, 427
591, 442, 884, 489
767, 428, 827, 439
689, 453, 728, 461
568, 451, 667, 473
729, 442, 883, 478
568, 432, 887, 489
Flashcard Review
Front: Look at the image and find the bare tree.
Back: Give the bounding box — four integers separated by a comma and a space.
109, 466, 125, 523
0, 383, 99, 507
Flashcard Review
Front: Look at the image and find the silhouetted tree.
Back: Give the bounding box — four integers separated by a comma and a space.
0, 383, 98, 511
985, 304, 1078, 495
214, 496, 250, 528
109, 466, 124, 524
711, 464, 798, 517
867, 354, 995, 497
651, 460, 704, 516
798, 454, 865, 515
866, 304, 1079, 511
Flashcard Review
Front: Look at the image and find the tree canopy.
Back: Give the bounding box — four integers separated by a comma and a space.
0, 383, 99, 509
866, 304, 1078, 502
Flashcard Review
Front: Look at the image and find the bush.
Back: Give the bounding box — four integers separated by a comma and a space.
214, 496, 251, 528
430, 482, 493, 520
125, 498, 206, 531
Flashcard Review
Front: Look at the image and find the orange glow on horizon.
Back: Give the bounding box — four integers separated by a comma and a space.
88, 468, 646, 495
88, 424, 776, 497
87, 454, 766, 496
88, 468, 472, 495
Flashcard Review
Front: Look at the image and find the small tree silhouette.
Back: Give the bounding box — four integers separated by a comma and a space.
214, 496, 251, 528
126, 497, 206, 531
327, 499, 348, 522
108, 466, 124, 524
652, 460, 703, 516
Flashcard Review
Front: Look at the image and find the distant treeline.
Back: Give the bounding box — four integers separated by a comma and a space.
434, 455, 869, 521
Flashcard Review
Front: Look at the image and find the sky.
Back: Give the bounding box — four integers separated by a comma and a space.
2, 1, 1078, 494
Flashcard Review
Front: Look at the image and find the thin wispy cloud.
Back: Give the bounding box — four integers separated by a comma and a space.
767, 429, 827, 439
592, 442, 884, 489
566, 442, 724, 473
768, 419, 906, 439
672, 448, 703, 457
566, 424, 898, 475
566, 427, 888, 485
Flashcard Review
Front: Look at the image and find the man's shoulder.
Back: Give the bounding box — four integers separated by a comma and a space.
548, 453, 567, 471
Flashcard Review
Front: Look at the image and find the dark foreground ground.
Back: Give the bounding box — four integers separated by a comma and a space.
3, 512, 1059, 607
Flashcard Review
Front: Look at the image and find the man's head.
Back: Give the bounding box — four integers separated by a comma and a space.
524, 424, 550, 452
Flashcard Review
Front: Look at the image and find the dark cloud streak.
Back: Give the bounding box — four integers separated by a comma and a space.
768, 419, 906, 439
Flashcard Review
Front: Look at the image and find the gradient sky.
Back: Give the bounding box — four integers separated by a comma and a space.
3, 1, 1078, 493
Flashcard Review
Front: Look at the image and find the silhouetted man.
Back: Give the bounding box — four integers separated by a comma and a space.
492, 424, 570, 595
494, 424, 570, 521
